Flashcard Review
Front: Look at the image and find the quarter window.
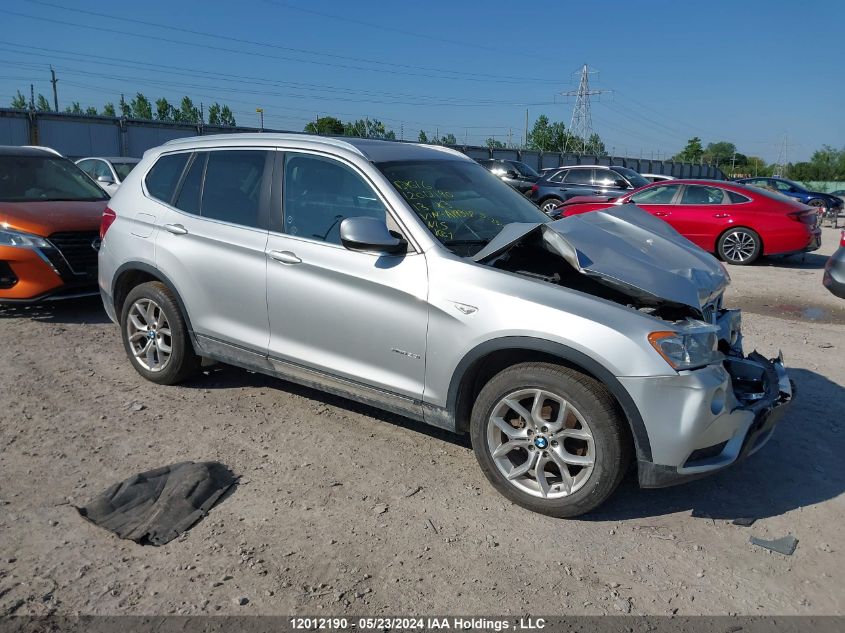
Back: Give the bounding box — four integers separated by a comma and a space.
201, 150, 269, 228
727, 190, 751, 204
680, 185, 725, 205
283, 153, 386, 245
145, 153, 190, 204
174, 153, 205, 216
630, 184, 679, 204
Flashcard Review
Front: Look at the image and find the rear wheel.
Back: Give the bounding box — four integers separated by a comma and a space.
807, 198, 825, 209
120, 281, 200, 385
540, 198, 563, 214
718, 227, 762, 265
470, 362, 630, 518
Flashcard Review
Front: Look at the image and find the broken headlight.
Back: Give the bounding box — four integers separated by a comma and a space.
648, 324, 722, 371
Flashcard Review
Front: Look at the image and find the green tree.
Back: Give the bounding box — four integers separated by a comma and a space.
102, 102, 116, 116
179, 96, 201, 123
64, 102, 83, 114
587, 133, 607, 156
305, 116, 345, 135
36, 94, 51, 112
673, 137, 704, 162
207, 103, 221, 126
10, 90, 27, 109
702, 141, 737, 166
118, 95, 130, 117
85, 106, 98, 116
418, 130, 428, 143
220, 105, 236, 126
438, 132, 457, 145
130, 93, 153, 120
155, 98, 171, 121
526, 116, 574, 152
486, 137, 505, 149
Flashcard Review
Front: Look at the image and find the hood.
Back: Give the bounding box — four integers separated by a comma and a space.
0, 200, 107, 236
475, 203, 729, 311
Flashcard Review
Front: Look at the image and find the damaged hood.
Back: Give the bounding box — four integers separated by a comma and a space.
474, 204, 729, 311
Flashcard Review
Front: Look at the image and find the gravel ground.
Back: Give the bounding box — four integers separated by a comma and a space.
1, 226, 843, 617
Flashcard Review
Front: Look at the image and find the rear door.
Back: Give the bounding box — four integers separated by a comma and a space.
669, 184, 731, 250
153, 148, 273, 353
558, 168, 595, 200
265, 151, 429, 403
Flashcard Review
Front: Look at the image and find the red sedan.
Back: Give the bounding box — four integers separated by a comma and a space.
560, 179, 821, 265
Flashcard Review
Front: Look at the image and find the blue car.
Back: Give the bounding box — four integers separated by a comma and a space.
737, 177, 844, 212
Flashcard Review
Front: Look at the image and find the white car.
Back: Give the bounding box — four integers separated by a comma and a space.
641, 173, 676, 183
76, 156, 140, 196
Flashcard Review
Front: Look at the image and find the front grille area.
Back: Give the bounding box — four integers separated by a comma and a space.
47, 231, 100, 277
0, 261, 18, 288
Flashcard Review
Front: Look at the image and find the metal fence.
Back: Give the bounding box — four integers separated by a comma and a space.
0, 108, 725, 179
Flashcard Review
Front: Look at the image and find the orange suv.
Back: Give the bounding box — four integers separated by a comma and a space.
0, 146, 109, 303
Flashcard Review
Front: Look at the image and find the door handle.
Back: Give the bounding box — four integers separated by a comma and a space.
163, 223, 188, 235
653, 211, 669, 217
267, 250, 302, 265
713, 213, 730, 218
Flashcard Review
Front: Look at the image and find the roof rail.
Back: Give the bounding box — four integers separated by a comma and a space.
22, 145, 63, 157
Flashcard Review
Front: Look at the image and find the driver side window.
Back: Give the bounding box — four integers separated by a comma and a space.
283, 153, 386, 245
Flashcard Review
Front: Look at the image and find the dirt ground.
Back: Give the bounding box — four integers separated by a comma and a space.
1, 226, 843, 618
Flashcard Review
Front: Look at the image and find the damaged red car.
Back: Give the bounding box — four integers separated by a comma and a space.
560, 180, 821, 265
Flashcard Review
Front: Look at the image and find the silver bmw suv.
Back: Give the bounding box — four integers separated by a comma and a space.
98, 134, 792, 517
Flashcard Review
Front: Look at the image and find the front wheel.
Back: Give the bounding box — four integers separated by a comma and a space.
717, 227, 762, 265
120, 281, 201, 385
470, 362, 630, 518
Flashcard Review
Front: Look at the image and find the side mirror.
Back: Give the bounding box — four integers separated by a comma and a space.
97, 175, 115, 185
339, 217, 406, 254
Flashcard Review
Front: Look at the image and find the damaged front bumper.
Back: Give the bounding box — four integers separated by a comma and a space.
628, 349, 793, 489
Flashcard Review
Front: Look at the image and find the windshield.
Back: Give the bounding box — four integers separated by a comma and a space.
744, 184, 799, 203
113, 161, 137, 180
0, 155, 108, 202
378, 159, 549, 255
512, 161, 539, 179
614, 166, 649, 189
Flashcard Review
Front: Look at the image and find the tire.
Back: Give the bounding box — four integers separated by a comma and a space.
717, 227, 762, 265
807, 198, 825, 209
540, 198, 563, 214
120, 281, 201, 385
470, 362, 630, 518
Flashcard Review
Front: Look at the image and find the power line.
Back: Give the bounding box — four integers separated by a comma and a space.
5, 5, 547, 85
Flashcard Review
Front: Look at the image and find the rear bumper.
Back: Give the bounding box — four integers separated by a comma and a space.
631, 352, 793, 488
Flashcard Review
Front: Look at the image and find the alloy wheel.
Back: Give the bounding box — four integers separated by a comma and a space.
126, 298, 173, 372
486, 388, 595, 499
541, 200, 561, 213
722, 231, 757, 263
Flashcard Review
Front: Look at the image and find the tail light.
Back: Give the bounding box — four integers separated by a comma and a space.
100, 207, 117, 239
530, 184, 539, 193
788, 210, 817, 225
840, 230, 845, 248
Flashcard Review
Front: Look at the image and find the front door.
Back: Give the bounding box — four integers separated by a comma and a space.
265, 151, 428, 404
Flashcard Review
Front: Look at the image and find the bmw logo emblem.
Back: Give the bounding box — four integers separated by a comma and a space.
534, 436, 548, 450
147, 331, 156, 340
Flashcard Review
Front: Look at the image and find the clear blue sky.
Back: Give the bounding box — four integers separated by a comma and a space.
1, 0, 842, 161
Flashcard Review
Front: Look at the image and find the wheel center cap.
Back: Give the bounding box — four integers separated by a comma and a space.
147, 330, 156, 340
534, 436, 548, 450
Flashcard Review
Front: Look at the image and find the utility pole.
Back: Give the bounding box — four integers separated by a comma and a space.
771, 134, 788, 177
508, 128, 512, 148
50, 66, 58, 112
400, 123, 404, 141
256, 108, 264, 131
29, 84, 35, 110
524, 107, 529, 148
560, 64, 611, 154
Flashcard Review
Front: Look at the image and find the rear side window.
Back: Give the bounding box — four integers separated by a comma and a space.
145, 153, 190, 204
681, 185, 725, 205
201, 150, 269, 228
174, 153, 206, 215
563, 168, 594, 185
630, 184, 680, 204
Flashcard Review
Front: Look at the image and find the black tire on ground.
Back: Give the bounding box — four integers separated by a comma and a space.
470, 362, 631, 518
540, 198, 563, 214
120, 281, 201, 385
807, 198, 825, 208
717, 227, 762, 265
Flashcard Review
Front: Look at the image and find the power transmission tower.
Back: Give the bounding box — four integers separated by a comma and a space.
560, 64, 611, 155
771, 134, 788, 177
